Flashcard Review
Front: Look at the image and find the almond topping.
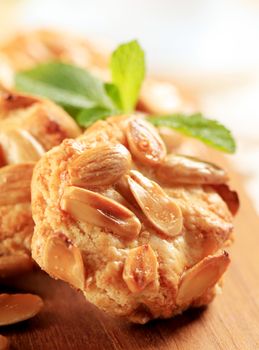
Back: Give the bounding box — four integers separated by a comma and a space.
69, 143, 131, 188
43, 234, 85, 290
0, 335, 9, 350
213, 184, 239, 216
61, 186, 141, 240
176, 251, 230, 305
0, 129, 45, 164
123, 244, 158, 293
0, 294, 43, 326
127, 170, 183, 237
0, 163, 34, 206
156, 154, 228, 185
126, 117, 166, 166
0, 90, 38, 113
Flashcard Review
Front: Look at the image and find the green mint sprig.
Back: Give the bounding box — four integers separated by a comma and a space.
110, 40, 145, 113
147, 114, 236, 153
15, 41, 236, 153
15, 62, 116, 117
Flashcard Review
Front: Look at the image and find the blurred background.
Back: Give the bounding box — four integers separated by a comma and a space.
1, 0, 259, 212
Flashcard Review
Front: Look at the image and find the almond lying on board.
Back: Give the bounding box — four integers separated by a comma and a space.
69, 143, 131, 188
0, 294, 43, 326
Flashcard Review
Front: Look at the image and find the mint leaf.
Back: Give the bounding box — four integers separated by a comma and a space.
15, 75, 95, 110
76, 107, 112, 127
15, 62, 115, 116
110, 40, 145, 113
104, 83, 122, 110
148, 114, 236, 153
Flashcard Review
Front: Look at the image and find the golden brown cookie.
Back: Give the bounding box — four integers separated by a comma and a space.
0, 89, 81, 277
31, 114, 238, 323
0, 29, 108, 87
0, 29, 193, 118
0, 89, 81, 164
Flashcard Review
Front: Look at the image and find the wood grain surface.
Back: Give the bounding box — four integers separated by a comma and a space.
1, 162, 259, 350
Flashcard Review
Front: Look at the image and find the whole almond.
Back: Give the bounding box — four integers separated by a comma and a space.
61, 186, 141, 240
69, 143, 131, 188
123, 244, 158, 293
127, 170, 183, 238
126, 117, 166, 166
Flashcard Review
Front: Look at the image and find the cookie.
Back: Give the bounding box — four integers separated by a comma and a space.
0, 29, 108, 87
31, 115, 238, 323
0, 89, 81, 277
0, 30, 193, 120
0, 89, 81, 165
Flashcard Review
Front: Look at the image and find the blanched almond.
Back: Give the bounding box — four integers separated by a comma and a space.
43, 234, 85, 290
69, 143, 131, 188
0, 294, 43, 326
0, 335, 9, 350
61, 186, 141, 240
127, 170, 183, 237
126, 118, 166, 166
0, 129, 45, 163
123, 244, 158, 293
0, 254, 33, 278
0, 163, 34, 206
213, 184, 239, 216
176, 251, 230, 305
156, 154, 228, 185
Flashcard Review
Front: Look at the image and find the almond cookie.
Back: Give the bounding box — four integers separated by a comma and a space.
31, 115, 238, 323
0, 29, 108, 87
0, 89, 81, 277
0, 88, 80, 162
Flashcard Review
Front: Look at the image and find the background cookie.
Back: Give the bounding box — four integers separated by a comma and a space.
0, 89, 81, 277
31, 115, 238, 323
0, 29, 108, 87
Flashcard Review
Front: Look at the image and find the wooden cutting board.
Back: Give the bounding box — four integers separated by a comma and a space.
1, 161, 259, 350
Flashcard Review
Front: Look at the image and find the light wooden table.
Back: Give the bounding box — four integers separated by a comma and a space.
1, 159, 259, 350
